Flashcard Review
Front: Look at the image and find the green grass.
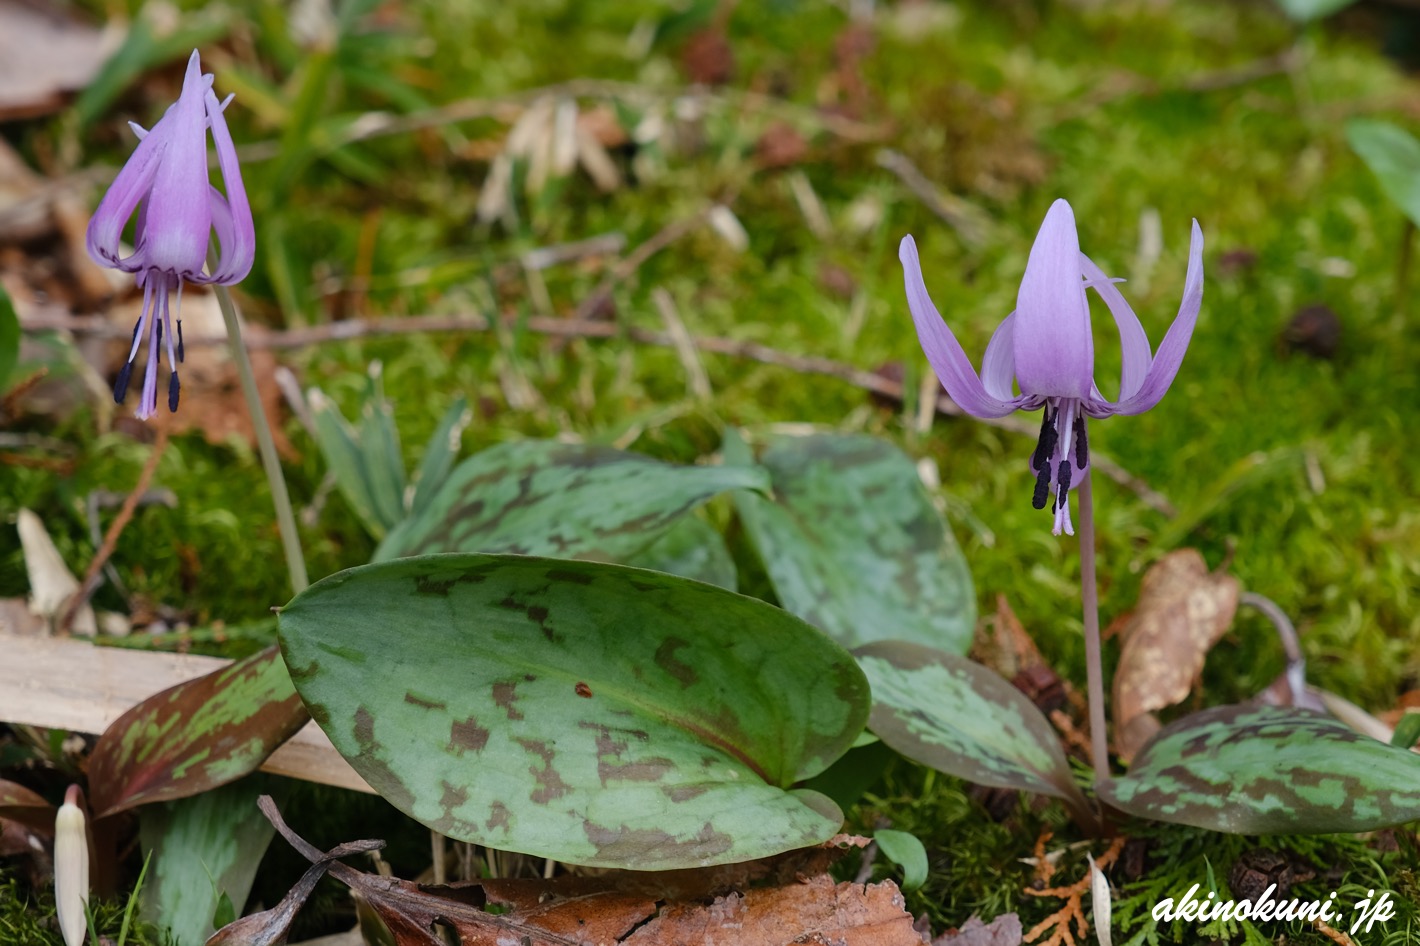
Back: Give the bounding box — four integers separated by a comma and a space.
3, 0, 1420, 941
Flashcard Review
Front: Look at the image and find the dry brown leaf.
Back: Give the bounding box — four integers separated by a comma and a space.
227, 799, 922, 946
1111, 550, 1240, 763
0, 1, 106, 120
933, 913, 1023, 946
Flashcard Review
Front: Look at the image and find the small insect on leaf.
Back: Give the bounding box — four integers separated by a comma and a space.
575, 682, 593, 698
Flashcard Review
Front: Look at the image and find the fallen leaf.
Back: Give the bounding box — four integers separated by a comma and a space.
0, 1, 107, 120
681, 27, 734, 86
932, 913, 1022, 946
232, 798, 923, 946
1111, 550, 1239, 763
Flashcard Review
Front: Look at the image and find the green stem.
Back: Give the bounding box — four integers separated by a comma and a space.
1077, 472, 1109, 784
1396, 218, 1414, 314
211, 280, 309, 594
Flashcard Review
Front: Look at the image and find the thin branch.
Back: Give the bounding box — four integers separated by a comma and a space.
571, 203, 718, 321
58, 426, 169, 634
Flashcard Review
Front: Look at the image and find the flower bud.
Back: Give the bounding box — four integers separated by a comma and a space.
54, 785, 89, 946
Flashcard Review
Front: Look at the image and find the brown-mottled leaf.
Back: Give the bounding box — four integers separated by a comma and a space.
376, 439, 767, 563
854, 641, 1092, 825
727, 429, 976, 654
279, 555, 868, 869
88, 645, 307, 818
1102, 703, 1420, 833
1112, 550, 1239, 763
0, 779, 53, 833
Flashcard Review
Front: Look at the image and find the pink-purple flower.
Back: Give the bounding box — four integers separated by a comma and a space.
901, 199, 1203, 535
86, 50, 254, 419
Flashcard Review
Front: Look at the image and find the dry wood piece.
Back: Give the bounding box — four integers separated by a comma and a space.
0, 631, 371, 794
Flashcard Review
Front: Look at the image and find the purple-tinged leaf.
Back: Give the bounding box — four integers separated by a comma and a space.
278, 554, 869, 869
854, 641, 1092, 825
0, 779, 54, 833
88, 645, 306, 818
1101, 704, 1420, 833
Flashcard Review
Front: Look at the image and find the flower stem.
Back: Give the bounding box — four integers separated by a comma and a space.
1077, 471, 1109, 783
212, 281, 309, 595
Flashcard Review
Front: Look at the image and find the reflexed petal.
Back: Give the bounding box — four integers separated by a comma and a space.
198, 82, 255, 284
1110, 219, 1204, 415
1013, 199, 1093, 399
980, 311, 1018, 401
900, 235, 1024, 418
140, 51, 212, 277
1080, 259, 1150, 401
85, 121, 167, 272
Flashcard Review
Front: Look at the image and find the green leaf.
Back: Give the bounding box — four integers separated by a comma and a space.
625, 514, 738, 590
139, 776, 276, 945
88, 645, 307, 818
308, 387, 393, 538
1347, 119, 1420, 229
1275, 0, 1359, 22
0, 285, 18, 393
874, 829, 929, 891
356, 366, 407, 533
376, 440, 770, 562
1392, 711, 1420, 749
278, 554, 869, 869
409, 396, 473, 518
729, 431, 975, 653
72, 8, 233, 129
1101, 704, 1420, 833
854, 642, 1091, 822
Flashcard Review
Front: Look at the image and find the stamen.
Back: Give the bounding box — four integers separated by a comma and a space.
1073, 415, 1088, 470
1032, 404, 1057, 471
1032, 467, 1051, 509
113, 361, 133, 404
1056, 459, 1073, 508
168, 373, 181, 412
177, 320, 185, 363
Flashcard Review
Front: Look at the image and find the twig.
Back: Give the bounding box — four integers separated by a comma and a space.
22, 311, 1175, 514
58, 427, 170, 634
571, 204, 718, 321
875, 149, 991, 247
651, 287, 712, 400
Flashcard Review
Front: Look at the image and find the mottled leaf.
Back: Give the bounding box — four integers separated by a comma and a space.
377, 440, 769, 562
854, 642, 1091, 822
728, 430, 975, 653
88, 645, 307, 818
625, 514, 737, 590
278, 554, 869, 868
140, 776, 277, 945
1102, 704, 1420, 833
1348, 119, 1420, 229
0, 778, 54, 833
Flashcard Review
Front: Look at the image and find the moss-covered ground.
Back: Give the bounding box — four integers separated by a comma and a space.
2, 0, 1418, 942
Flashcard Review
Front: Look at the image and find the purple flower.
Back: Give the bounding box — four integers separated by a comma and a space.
86, 50, 254, 419
901, 199, 1203, 535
